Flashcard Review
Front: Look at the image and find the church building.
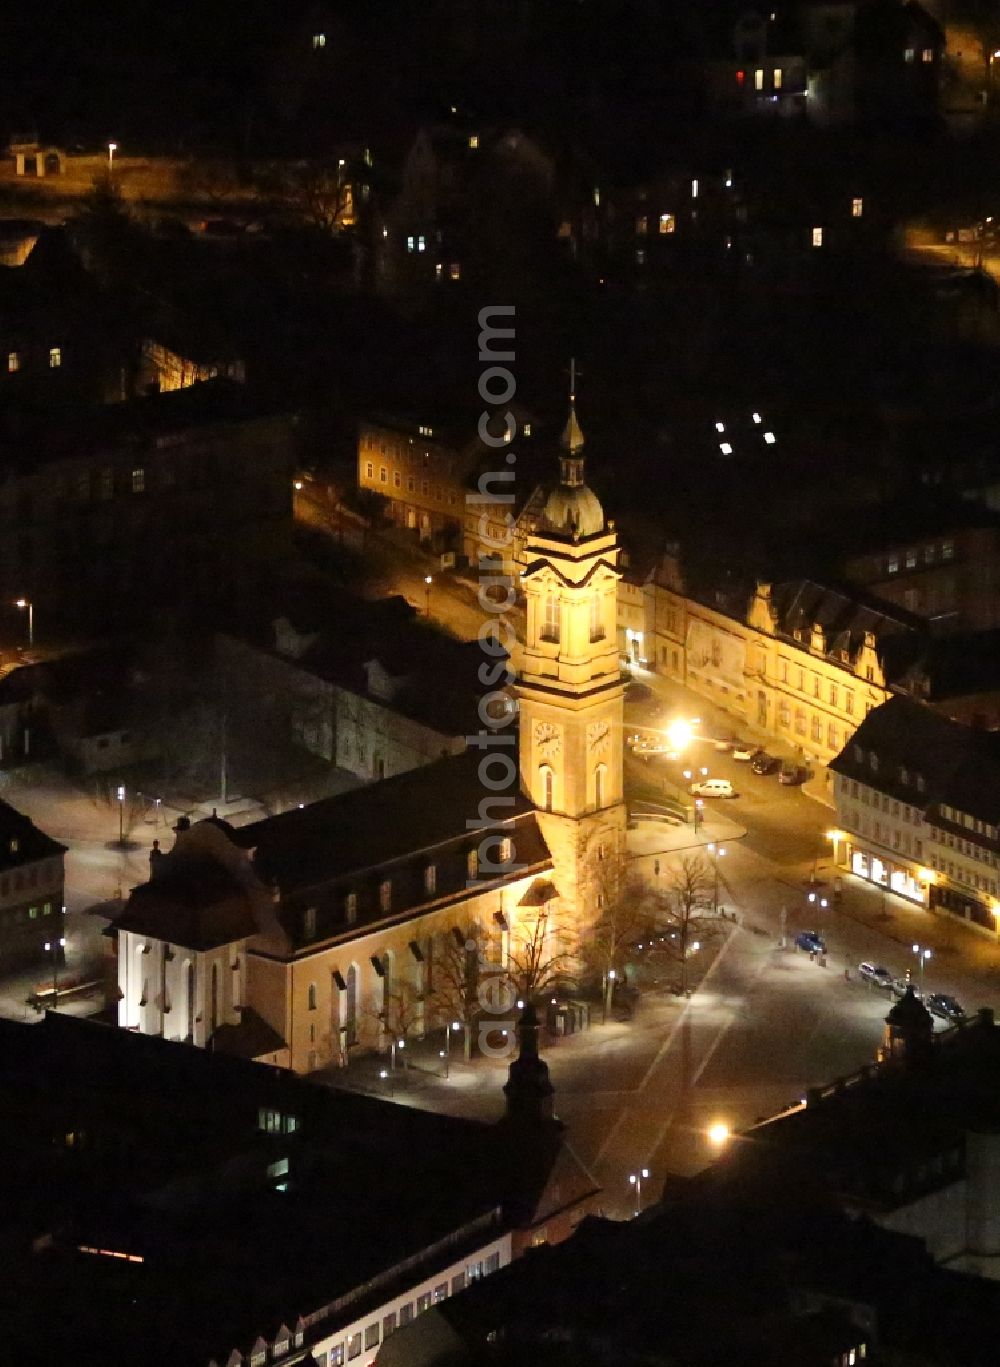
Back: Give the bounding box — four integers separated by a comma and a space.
115, 390, 626, 1073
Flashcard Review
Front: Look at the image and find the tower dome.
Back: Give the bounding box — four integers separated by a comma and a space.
539, 363, 605, 540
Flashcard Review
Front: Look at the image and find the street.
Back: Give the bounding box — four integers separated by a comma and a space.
331, 666, 1000, 1220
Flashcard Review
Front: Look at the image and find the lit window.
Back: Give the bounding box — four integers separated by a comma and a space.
942, 539, 954, 560
590, 592, 604, 641
523, 422, 532, 436
691, 178, 699, 198
904, 48, 915, 63
49, 346, 61, 368
593, 186, 601, 207
659, 213, 675, 234
417, 235, 426, 252
773, 68, 782, 89
905, 548, 916, 568
720, 442, 733, 455
345, 891, 357, 922
467, 849, 479, 880
468, 134, 479, 149
754, 68, 764, 91
379, 879, 392, 912
500, 836, 513, 863
636, 215, 648, 236
449, 262, 461, 280
131, 468, 145, 493
736, 69, 745, 87
435, 262, 443, 280
922, 47, 933, 62
887, 554, 899, 573
312, 32, 326, 48
406, 235, 415, 252
763, 431, 776, 445
852, 196, 863, 218
812, 226, 823, 247
7, 351, 19, 373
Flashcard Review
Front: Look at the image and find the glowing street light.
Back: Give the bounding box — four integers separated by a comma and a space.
14, 597, 32, 645
44, 936, 66, 1008
108, 141, 118, 170
424, 574, 433, 616
116, 784, 127, 847
628, 1166, 650, 1215
912, 944, 931, 995
666, 719, 694, 751
707, 1121, 730, 1148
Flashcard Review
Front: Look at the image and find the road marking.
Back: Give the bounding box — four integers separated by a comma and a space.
595, 922, 750, 1164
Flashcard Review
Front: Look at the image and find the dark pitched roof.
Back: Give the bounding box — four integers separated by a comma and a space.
115, 852, 260, 950
210, 1006, 288, 1061
0, 797, 66, 872
236, 748, 541, 892
829, 694, 1000, 821
770, 578, 922, 668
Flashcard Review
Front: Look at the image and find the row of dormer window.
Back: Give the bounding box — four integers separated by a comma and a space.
883, 539, 954, 575
300, 842, 515, 940
935, 805, 998, 841
852, 747, 926, 792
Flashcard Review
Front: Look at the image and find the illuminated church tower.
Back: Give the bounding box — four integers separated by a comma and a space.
518, 366, 627, 924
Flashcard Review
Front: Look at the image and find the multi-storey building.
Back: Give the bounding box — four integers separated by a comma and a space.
840, 510, 1000, 633
357, 407, 542, 568
829, 694, 1000, 931
641, 553, 924, 791
0, 378, 295, 633
0, 796, 66, 971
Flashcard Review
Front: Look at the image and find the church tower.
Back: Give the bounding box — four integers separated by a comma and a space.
517, 366, 627, 925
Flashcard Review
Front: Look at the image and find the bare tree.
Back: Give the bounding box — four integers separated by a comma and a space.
505, 906, 576, 1001
649, 854, 720, 996
584, 869, 658, 1020
428, 930, 480, 1061
253, 160, 355, 235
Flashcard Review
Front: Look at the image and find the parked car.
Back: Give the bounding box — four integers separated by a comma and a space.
858, 962, 893, 989
751, 753, 780, 775
778, 763, 805, 785
690, 777, 736, 798
795, 931, 826, 954
927, 992, 966, 1023
731, 745, 755, 761
891, 975, 920, 1000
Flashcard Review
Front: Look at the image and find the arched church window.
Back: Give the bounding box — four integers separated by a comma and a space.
540, 765, 554, 812
590, 592, 605, 642
595, 763, 607, 809
542, 595, 560, 643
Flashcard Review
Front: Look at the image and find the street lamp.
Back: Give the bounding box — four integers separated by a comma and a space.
602, 967, 617, 1023
443, 1019, 460, 1078
108, 141, 118, 171
707, 1121, 730, 1149
116, 784, 126, 847
628, 1166, 650, 1216
694, 798, 704, 832
14, 598, 32, 645
44, 937, 66, 1008
707, 842, 726, 912
424, 575, 433, 616
912, 944, 931, 996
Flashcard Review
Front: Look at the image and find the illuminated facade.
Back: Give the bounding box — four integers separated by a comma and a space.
830, 696, 1000, 933
517, 396, 627, 924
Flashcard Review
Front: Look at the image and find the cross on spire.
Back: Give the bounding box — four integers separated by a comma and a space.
567, 356, 581, 404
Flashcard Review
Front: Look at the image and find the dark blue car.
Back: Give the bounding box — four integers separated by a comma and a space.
795, 931, 826, 954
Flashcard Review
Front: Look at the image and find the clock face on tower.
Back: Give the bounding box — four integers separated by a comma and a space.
587, 720, 611, 755
534, 721, 562, 757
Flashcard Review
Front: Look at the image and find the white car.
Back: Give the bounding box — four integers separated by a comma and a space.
731, 745, 755, 761
690, 778, 736, 799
